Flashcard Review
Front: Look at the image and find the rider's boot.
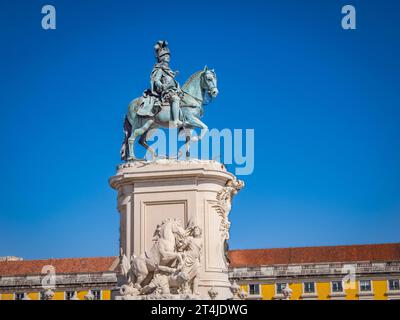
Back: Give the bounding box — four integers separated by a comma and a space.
171, 99, 183, 127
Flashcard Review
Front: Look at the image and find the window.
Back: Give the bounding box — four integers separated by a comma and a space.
303, 282, 315, 294
92, 290, 101, 300
388, 279, 400, 291
15, 293, 24, 300
332, 281, 343, 293
359, 280, 372, 292
65, 291, 75, 300
276, 283, 287, 294
248, 284, 260, 296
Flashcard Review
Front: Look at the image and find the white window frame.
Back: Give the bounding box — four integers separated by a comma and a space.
359, 280, 372, 293
14, 292, 25, 300
329, 280, 346, 300
386, 279, 400, 300
91, 289, 103, 300
64, 290, 75, 300
357, 279, 374, 300
388, 279, 400, 292
248, 283, 261, 296
303, 281, 316, 294
300, 281, 318, 300
275, 282, 288, 295
273, 282, 288, 300
331, 280, 344, 293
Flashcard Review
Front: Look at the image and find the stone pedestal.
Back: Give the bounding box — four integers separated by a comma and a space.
109, 159, 243, 299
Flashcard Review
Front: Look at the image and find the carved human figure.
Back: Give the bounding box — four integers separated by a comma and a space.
216, 179, 245, 214
230, 281, 241, 300
282, 284, 292, 300
43, 288, 55, 300
214, 179, 245, 267
84, 290, 94, 300
177, 225, 203, 295
238, 289, 248, 300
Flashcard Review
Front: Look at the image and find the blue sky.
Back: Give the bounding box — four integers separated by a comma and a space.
0, 0, 399, 259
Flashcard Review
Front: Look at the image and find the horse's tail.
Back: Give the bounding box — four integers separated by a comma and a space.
120, 115, 132, 161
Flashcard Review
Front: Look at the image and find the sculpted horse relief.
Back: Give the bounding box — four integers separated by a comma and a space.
119, 219, 203, 298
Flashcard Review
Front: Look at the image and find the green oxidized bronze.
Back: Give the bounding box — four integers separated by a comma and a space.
120, 40, 218, 161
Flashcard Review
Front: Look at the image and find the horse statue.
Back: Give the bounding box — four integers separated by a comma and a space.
120, 218, 186, 292
120, 66, 218, 161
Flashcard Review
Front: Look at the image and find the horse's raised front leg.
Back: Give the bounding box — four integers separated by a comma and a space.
189, 117, 208, 143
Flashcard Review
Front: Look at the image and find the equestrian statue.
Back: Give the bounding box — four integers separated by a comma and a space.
120, 40, 219, 161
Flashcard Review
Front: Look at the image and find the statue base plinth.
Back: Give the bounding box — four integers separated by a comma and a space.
109, 159, 243, 300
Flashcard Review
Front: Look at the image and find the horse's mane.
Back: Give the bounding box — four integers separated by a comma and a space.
182, 70, 203, 91
159, 218, 179, 228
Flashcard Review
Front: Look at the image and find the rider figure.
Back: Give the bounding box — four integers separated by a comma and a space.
150, 40, 183, 127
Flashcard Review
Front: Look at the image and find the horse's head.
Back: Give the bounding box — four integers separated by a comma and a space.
201, 66, 218, 98
160, 218, 185, 238
170, 218, 186, 237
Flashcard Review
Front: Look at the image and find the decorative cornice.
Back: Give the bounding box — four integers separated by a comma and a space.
229, 261, 400, 280
110, 159, 235, 189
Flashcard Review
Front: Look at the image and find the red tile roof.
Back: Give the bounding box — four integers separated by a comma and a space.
1, 243, 399, 276
0, 257, 116, 277
229, 243, 400, 267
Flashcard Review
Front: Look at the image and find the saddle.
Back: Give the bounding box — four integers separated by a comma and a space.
136, 90, 186, 124
136, 91, 161, 116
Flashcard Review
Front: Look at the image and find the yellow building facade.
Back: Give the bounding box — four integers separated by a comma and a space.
1, 243, 399, 300
229, 243, 400, 300
237, 278, 400, 300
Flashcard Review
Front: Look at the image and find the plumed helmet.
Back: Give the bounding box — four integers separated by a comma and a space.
154, 40, 170, 61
